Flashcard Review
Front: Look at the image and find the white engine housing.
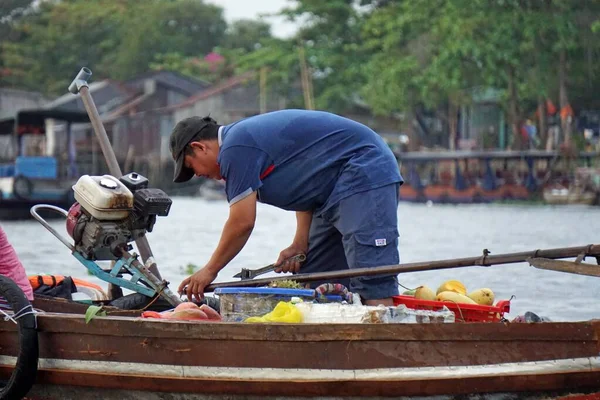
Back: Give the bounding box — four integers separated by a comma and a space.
72, 175, 134, 220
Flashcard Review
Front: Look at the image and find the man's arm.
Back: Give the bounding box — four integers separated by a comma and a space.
275, 210, 312, 273
178, 191, 257, 300
205, 191, 258, 273
293, 211, 312, 249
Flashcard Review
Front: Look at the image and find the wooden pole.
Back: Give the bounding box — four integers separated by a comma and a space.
68, 68, 161, 279
206, 244, 600, 291
259, 67, 267, 114
298, 45, 314, 110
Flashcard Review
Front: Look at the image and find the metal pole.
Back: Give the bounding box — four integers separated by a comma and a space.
206, 243, 600, 291
68, 68, 161, 279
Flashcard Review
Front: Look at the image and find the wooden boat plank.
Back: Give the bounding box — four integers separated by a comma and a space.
31, 296, 141, 317
3, 354, 598, 380
8, 367, 600, 398
3, 314, 598, 342
1, 330, 598, 369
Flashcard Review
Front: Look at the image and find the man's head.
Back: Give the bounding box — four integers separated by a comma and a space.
169, 116, 222, 182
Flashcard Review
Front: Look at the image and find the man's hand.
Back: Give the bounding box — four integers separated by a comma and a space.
178, 192, 257, 301
275, 244, 308, 273
178, 267, 218, 302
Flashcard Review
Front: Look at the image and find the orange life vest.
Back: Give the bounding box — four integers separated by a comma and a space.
28, 275, 104, 292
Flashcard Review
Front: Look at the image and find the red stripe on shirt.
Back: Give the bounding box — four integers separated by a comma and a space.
260, 164, 275, 180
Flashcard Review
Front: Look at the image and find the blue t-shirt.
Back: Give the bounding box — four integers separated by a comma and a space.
217, 109, 403, 214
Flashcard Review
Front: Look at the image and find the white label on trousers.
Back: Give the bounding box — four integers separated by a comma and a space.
375, 238, 386, 246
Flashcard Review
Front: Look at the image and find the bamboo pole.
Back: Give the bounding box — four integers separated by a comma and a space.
298, 45, 314, 110
206, 244, 600, 291
259, 67, 267, 114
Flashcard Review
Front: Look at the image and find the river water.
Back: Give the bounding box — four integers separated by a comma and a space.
2, 198, 599, 321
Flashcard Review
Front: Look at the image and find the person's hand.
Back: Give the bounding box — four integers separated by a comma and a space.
275, 244, 307, 273
178, 267, 218, 302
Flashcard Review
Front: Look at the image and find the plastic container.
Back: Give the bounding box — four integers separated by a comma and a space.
214, 287, 343, 322
72, 175, 134, 220
294, 303, 455, 324
392, 295, 510, 323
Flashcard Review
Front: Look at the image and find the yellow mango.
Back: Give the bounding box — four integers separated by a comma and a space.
467, 288, 495, 306
436, 280, 467, 295
436, 291, 477, 305
414, 285, 436, 301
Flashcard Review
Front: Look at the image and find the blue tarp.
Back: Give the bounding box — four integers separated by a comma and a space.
0, 164, 15, 177
524, 157, 538, 191
14, 156, 57, 179
481, 159, 498, 191
454, 160, 468, 191
408, 163, 424, 190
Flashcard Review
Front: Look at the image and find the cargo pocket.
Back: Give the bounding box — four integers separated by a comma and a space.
351, 228, 399, 268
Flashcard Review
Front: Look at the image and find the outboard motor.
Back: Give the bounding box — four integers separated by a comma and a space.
66, 172, 172, 260
30, 172, 182, 307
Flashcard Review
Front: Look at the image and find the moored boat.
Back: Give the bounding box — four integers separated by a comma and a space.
398, 150, 600, 204
0, 109, 90, 220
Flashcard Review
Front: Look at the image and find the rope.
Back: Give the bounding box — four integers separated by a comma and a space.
105, 285, 167, 315
478, 249, 491, 266
392, 276, 417, 292
438, 300, 466, 322
0, 305, 39, 328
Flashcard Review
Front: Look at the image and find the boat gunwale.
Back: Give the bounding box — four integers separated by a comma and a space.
1, 312, 599, 342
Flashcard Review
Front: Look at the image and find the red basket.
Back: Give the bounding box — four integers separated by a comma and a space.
392, 295, 511, 323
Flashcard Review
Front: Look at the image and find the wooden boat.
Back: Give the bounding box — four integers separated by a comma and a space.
398, 150, 600, 204
543, 186, 597, 205
0, 109, 90, 221
1, 293, 599, 400
4, 69, 599, 400
3, 242, 600, 399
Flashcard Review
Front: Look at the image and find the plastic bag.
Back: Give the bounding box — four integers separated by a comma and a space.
245, 301, 302, 323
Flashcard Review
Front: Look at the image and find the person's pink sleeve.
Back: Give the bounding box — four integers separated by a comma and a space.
0, 226, 34, 301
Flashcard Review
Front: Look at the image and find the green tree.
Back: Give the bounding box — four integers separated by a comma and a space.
109, 0, 227, 79
2, 0, 128, 94
360, 0, 600, 150
222, 19, 272, 52
0, 0, 37, 84
280, 0, 373, 112
2, 0, 227, 95
0, 0, 36, 39
150, 48, 241, 83
234, 38, 304, 105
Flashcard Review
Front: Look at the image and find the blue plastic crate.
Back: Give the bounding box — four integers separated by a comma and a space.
14, 157, 57, 179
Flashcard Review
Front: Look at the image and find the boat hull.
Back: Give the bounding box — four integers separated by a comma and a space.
9, 358, 600, 400
1, 314, 599, 398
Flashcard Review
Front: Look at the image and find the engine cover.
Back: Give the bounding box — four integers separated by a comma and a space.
72, 175, 133, 221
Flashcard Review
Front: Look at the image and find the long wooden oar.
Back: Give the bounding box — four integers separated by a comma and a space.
205, 244, 600, 291
528, 258, 600, 277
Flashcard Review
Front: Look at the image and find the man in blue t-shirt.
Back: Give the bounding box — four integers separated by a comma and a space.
170, 110, 403, 305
